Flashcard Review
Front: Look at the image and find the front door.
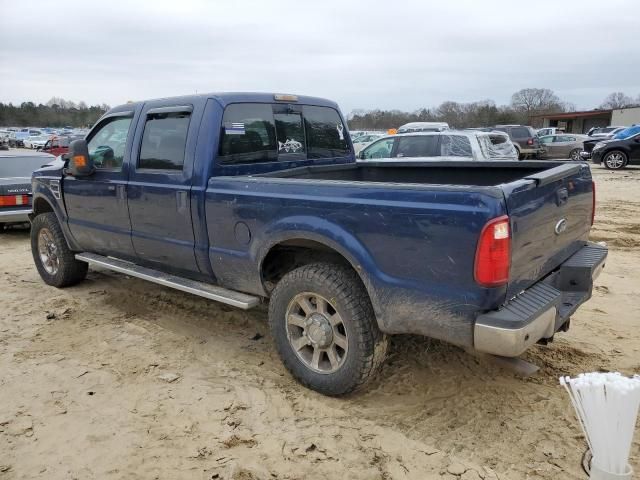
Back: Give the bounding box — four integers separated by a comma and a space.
127, 102, 200, 274
63, 111, 137, 258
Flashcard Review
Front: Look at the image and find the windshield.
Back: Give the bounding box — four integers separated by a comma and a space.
613, 125, 640, 139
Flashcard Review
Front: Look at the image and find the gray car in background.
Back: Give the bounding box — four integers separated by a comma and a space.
538, 134, 589, 160
0, 151, 55, 230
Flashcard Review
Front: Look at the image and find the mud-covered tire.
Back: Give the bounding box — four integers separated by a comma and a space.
268, 262, 387, 396
31, 212, 87, 287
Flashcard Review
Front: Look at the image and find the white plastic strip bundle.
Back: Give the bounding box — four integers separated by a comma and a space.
560, 372, 640, 477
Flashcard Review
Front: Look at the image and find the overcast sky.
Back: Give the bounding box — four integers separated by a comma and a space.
1, 0, 638, 114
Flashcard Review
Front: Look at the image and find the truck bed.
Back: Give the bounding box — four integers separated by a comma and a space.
207, 160, 593, 349
256, 160, 567, 187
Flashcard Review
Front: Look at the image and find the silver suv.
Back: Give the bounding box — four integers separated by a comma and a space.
357, 130, 518, 161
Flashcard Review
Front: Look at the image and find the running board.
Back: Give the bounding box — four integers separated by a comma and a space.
75, 252, 260, 310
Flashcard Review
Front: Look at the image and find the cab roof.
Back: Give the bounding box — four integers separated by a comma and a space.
108, 92, 340, 115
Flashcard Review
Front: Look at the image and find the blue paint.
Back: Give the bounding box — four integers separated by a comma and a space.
31, 92, 595, 349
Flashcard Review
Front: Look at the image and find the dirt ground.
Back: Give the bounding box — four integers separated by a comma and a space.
1, 166, 639, 480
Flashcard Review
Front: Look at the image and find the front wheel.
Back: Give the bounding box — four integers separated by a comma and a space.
603, 150, 627, 170
31, 212, 88, 287
268, 263, 387, 396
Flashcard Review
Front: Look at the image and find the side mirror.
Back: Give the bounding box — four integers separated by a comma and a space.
67, 139, 94, 177
357, 150, 365, 160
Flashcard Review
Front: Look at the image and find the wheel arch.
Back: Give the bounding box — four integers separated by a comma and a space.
258, 231, 384, 327
31, 195, 55, 216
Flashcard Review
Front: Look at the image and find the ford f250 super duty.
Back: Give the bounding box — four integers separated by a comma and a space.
29, 92, 607, 395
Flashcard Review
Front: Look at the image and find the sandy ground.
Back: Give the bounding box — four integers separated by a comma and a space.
1, 165, 639, 480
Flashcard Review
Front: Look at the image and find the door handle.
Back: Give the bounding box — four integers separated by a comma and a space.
176, 191, 188, 214
116, 185, 126, 203
556, 187, 569, 206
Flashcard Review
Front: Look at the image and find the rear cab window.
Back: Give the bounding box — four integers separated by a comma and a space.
218, 103, 350, 165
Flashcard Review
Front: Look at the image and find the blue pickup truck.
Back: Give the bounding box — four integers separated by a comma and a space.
29, 92, 607, 395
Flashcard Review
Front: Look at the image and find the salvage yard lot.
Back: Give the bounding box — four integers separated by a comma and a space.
1, 167, 639, 480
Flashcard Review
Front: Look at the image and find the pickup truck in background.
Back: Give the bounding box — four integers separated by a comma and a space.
29, 92, 607, 395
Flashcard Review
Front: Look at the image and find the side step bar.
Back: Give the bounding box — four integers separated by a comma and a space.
75, 252, 260, 310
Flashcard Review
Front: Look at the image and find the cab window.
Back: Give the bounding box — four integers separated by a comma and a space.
87, 116, 133, 170
218, 104, 277, 164
138, 111, 191, 170
274, 112, 306, 156
303, 105, 350, 159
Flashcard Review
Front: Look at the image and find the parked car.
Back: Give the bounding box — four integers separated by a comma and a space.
538, 134, 589, 160
591, 126, 640, 169
0, 130, 10, 150
357, 130, 518, 161
29, 92, 605, 395
537, 127, 565, 137
8, 131, 30, 148
0, 152, 55, 230
23, 134, 51, 149
397, 122, 449, 134
352, 133, 384, 153
492, 125, 543, 159
587, 126, 625, 138
41, 135, 79, 156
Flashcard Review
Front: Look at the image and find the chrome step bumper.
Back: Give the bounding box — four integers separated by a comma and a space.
473, 243, 607, 357
75, 252, 260, 310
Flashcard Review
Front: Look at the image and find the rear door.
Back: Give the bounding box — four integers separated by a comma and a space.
502, 163, 593, 298
127, 102, 201, 274
553, 135, 574, 157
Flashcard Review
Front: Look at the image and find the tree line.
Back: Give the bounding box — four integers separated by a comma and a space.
348, 89, 640, 130
1, 89, 638, 131
0, 97, 110, 128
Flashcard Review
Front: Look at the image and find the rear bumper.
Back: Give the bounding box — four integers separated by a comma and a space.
519, 147, 542, 155
0, 208, 31, 223
473, 243, 607, 357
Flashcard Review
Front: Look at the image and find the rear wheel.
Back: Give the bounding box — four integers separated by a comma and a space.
603, 150, 627, 170
268, 263, 387, 396
31, 212, 87, 287
569, 148, 581, 161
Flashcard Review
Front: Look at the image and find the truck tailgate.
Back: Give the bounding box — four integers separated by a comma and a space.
502, 163, 593, 300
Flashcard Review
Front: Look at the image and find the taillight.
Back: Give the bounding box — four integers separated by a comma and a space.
591, 181, 596, 226
527, 138, 534, 146
0, 195, 29, 207
474, 215, 511, 287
